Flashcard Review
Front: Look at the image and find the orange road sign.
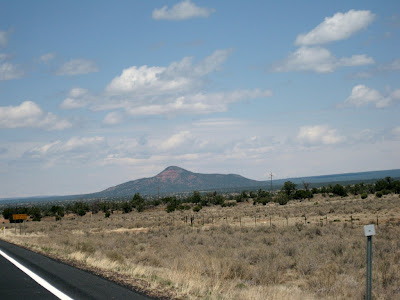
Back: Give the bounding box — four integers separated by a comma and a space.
12, 214, 27, 220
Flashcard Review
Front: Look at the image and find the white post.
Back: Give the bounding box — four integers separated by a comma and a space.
364, 224, 375, 300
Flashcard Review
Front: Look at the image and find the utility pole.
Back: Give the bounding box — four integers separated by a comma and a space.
270, 172, 273, 192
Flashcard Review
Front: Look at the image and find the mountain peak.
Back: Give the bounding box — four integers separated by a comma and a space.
163, 166, 187, 172
156, 166, 192, 184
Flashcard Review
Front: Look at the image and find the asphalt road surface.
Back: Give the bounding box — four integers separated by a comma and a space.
0, 239, 154, 300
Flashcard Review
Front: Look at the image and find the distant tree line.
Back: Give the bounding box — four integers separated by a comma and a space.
1, 177, 399, 221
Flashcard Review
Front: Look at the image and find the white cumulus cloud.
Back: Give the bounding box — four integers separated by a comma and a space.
297, 125, 344, 145
160, 131, 193, 150
56, 59, 99, 76
152, 0, 215, 21
343, 85, 395, 108
295, 10, 375, 46
60, 88, 92, 109
274, 47, 374, 73
106, 49, 231, 95
0, 101, 71, 130
106, 64, 188, 95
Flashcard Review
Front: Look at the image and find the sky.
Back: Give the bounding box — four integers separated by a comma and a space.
0, 0, 400, 198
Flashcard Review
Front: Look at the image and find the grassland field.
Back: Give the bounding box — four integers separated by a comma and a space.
1, 194, 400, 299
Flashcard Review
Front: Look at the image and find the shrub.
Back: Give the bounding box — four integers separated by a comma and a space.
332, 184, 347, 197
361, 193, 368, 199
221, 201, 236, 207
121, 202, 132, 213
193, 205, 202, 212
376, 191, 383, 198
166, 204, 176, 213
131, 193, 145, 212
274, 192, 289, 205
293, 189, 313, 200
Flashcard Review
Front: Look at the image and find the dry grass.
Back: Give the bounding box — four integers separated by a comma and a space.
2, 194, 400, 299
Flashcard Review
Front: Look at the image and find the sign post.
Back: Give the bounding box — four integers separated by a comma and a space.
12, 214, 27, 235
364, 224, 375, 300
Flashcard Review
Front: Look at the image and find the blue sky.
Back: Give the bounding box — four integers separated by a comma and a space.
1, 0, 399, 197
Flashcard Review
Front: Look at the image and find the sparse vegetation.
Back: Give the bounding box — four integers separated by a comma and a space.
1, 191, 399, 300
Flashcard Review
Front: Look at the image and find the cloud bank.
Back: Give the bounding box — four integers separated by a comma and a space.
0, 101, 71, 130
65, 50, 272, 118
274, 10, 375, 73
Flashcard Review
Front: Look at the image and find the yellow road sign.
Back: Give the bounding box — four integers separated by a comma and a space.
13, 214, 27, 220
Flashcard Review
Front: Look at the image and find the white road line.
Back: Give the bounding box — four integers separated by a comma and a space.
0, 249, 73, 300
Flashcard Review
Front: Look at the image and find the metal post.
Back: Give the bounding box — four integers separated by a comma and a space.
364, 224, 375, 300
366, 236, 372, 300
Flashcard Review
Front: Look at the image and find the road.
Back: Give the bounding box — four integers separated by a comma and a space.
0, 239, 154, 300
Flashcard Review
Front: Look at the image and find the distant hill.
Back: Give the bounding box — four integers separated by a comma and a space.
1, 167, 399, 204
274, 169, 400, 186
90, 166, 266, 198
